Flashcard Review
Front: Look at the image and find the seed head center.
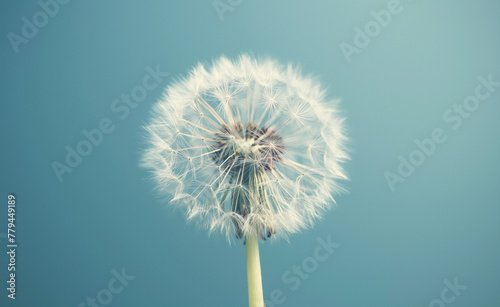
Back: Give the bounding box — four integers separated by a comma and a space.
210, 122, 285, 172
233, 138, 255, 154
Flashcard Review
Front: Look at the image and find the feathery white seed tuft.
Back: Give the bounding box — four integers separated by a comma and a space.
141, 54, 349, 243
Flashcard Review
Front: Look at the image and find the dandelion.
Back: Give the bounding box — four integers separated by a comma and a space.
141, 54, 348, 307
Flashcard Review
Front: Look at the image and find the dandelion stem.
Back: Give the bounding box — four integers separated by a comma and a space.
246, 235, 264, 307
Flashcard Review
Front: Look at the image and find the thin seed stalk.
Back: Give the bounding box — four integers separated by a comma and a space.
246, 235, 264, 307
229, 162, 267, 306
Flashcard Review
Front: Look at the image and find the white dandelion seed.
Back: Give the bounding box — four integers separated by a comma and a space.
141, 54, 349, 307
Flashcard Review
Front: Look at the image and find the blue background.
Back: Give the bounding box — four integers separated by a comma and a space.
1, 0, 499, 306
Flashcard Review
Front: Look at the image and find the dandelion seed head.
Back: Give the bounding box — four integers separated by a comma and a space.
141, 54, 349, 243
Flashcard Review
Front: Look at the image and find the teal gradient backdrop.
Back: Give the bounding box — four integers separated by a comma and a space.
1, 1, 499, 306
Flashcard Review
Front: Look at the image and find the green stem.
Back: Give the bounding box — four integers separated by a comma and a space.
246, 235, 264, 307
